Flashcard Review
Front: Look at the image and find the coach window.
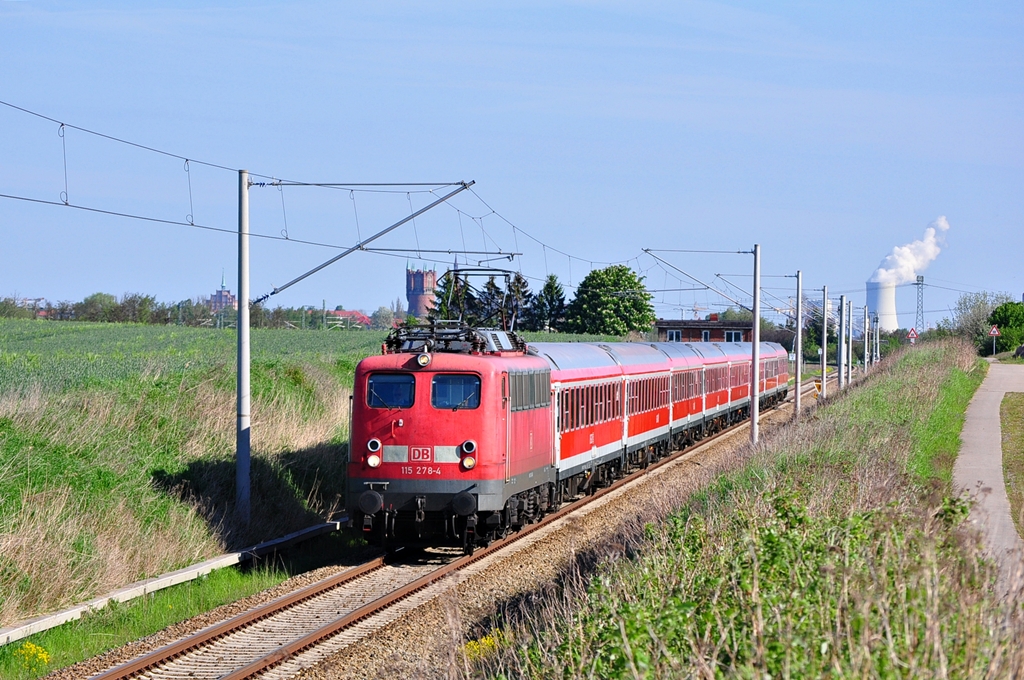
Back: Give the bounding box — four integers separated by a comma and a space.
431, 374, 481, 410
367, 373, 415, 409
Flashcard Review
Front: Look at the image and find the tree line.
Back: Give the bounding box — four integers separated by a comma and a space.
0, 293, 407, 330
428, 266, 657, 335
932, 292, 1024, 356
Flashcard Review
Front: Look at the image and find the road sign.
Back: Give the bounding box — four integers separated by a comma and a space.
907, 328, 919, 339
989, 325, 1001, 337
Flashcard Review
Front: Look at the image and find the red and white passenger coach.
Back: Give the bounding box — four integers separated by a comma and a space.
347, 322, 789, 553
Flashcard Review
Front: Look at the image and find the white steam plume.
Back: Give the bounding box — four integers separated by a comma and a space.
869, 216, 950, 285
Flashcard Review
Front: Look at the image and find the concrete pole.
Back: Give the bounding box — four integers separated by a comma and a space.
794, 270, 802, 420
863, 306, 869, 374
846, 299, 853, 383
837, 294, 846, 390
236, 170, 251, 525
751, 244, 761, 445
874, 315, 880, 363
821, 285, 828, 400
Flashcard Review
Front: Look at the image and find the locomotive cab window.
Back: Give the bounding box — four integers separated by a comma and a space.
431, 374, 481, 410
367, 373, 415, 409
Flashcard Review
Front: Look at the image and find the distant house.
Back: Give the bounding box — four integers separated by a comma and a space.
655, 316, 753, 343
326, 309, 372, 328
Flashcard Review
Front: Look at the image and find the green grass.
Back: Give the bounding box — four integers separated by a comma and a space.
0, 532, 365, 679
0, 567, 284, 679
1001, 393, 1024, 539
474, 340, 1019, 678
0, 320, 384, 632
908, 358, 987, 486
0, 318, 627, 656
0, 319, 387, 396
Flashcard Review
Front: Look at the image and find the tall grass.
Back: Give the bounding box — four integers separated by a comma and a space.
473, 340, 1024, 678
0, 320, 373, 627
0, 319, 626, 629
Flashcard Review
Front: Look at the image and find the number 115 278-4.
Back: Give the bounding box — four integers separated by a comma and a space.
400, 466, 442, 476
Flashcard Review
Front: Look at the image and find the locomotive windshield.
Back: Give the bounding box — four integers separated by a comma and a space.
431, 374, 481, 410
367, 373, 415, 409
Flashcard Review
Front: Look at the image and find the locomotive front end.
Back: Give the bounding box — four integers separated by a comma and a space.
347, 324, 521, 552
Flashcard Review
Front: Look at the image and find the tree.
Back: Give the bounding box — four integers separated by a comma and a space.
75, 292, 118, 322
370, 306, 395, 330
391, 297, 405, 319
116, 293, 156, 324
475, 277, 506, 326
717, 306, 751, 322
940, 291, 1013, 353
564, 265, 655, 336
525, 274, 566, 332
989, 301, 1024, 354
0, 298, 35, 319
430, 272, 478, 324
506, 273, 533, 331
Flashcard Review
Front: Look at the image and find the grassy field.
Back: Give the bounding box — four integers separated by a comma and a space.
0, 318, 623, 666
0, 319, 389, 629
470, 340, 1024, 678
1002, 393, 1024, 539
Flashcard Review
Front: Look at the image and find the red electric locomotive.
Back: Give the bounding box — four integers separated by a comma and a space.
347, 322, 789, 553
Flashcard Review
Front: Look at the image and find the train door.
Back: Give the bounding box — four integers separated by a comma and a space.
552, 385, 559, 468
502, 372, 511, 483
621, 377, 629, 447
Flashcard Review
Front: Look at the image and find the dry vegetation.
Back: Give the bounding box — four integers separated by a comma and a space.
471, 340, 1024, 678
0, 321, 370, 628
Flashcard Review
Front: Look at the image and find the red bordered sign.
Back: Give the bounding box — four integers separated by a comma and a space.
907, 328, 919, 340
989, 325, 1001, 337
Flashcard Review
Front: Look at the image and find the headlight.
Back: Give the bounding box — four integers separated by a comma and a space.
416, 353, 431, 367
461, 455, 476, 470
367, 438, 382, 453
461, 439, 477, 454
366, 454, 382, 468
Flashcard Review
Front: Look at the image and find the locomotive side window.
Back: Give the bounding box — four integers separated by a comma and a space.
367, 373, 415, 409
431, 374, 481, 410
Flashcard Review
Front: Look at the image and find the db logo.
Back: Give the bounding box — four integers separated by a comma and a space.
411, 447, 433, 462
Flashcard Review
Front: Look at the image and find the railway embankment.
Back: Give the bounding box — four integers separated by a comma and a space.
0, 321, 381, 646
0, 320, 625, 676
460, 339, 1023, 678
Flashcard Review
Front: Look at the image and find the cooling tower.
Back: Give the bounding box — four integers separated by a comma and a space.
866, 281, 899, 332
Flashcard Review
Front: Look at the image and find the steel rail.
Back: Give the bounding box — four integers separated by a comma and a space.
90, 558, 385, 680
95, 380, 824, 680
209, 384, 823, 679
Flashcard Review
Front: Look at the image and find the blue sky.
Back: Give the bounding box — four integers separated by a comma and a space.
1, 1, 1021, 328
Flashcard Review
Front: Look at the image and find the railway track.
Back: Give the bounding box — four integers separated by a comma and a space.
89, 381, 826, 680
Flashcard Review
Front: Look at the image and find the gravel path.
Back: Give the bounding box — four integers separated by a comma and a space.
954, 361, 1024, 592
